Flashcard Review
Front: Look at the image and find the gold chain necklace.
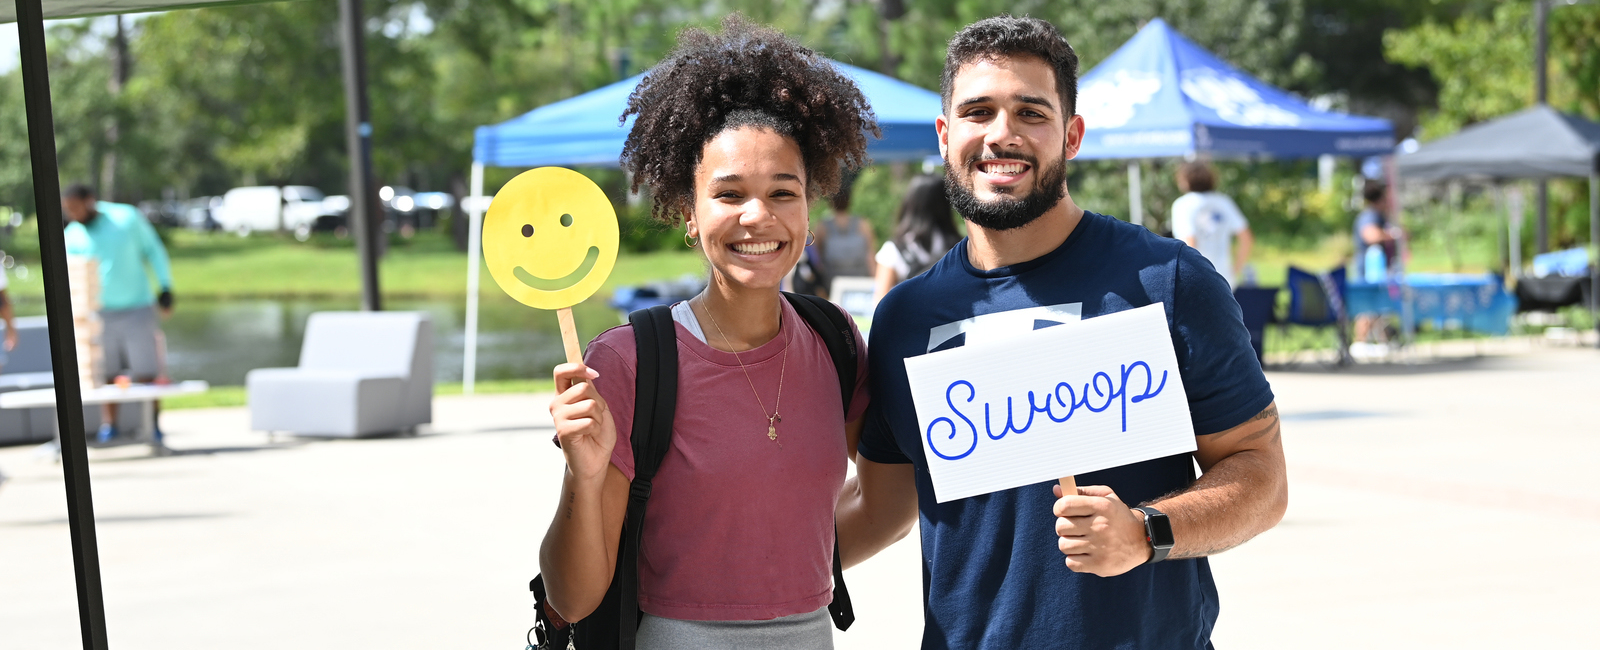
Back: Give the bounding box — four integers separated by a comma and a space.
700, 298, 788, 443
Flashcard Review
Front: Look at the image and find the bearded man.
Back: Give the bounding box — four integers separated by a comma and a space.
840, 15, 1287, 649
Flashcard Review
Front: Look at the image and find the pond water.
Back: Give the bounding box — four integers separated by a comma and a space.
24, 295, 631, 386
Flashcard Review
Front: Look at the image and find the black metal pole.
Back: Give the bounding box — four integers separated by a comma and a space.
14, 0, 110, 648
340, 0, 382, 311
1535, 0, 1550, 255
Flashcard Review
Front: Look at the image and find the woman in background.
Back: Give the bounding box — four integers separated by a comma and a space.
813, 178, 877, 282
873, 174, 959, 300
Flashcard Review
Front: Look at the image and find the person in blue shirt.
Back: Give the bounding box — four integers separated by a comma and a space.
61, 184, 176, 446
842, 17, 1287, 649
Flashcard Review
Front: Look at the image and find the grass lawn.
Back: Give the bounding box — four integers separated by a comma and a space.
2, 215, 1523, 371
3, 221, 705, 305
2, 218, 1498, 304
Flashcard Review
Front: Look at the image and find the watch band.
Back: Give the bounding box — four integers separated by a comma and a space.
1135, 506, 1174, 564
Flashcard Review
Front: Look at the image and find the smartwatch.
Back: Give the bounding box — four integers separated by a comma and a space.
1134, 506, 1174, 564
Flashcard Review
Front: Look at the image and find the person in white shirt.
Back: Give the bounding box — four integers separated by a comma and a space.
1169, 161, 1253, 287
874, 174, 960, 301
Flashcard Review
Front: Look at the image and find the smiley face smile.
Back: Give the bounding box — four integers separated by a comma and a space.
514, 246, 601, 291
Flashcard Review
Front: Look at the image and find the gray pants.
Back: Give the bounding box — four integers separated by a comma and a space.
637, 605, 833, 650
101, 305, 164, 381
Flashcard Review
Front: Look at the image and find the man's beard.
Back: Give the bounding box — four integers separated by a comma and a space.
944, 152, 1068, 232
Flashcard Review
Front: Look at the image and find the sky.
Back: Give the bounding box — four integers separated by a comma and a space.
1, 23, 18, 74
0, 16, 132, 74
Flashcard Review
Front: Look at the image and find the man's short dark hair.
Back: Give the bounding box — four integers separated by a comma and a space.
1362, 179, 1388, 204
940, 16, 1080, 117
1179, 161, 1217, 193
62, 183, 95, 200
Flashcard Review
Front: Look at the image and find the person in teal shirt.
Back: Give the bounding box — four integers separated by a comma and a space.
62, 184, 175, 446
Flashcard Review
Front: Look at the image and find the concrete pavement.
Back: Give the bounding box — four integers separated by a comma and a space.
1, 341, 1596, 648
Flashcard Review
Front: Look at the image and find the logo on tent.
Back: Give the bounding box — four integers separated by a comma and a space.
1077, 71, 1162, 130
1180, 68, 1299, 127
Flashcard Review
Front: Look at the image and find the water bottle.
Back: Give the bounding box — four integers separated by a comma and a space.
1363, 245, 1386, 283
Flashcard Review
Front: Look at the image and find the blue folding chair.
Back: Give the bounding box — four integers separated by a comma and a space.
1231, 286, 1279, 367
1276, 266, 1351, 367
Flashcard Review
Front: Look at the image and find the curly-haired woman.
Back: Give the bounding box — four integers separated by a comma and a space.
538, 16, 918, 648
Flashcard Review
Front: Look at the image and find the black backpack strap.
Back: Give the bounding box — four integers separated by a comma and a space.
617, 305, 679, 650
782, 292, 857, 414
781, 292, 858, 632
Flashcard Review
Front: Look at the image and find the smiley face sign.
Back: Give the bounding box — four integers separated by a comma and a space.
483, 167, 620, 310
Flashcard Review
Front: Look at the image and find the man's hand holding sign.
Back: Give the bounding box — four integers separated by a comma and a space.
903, 302, 1285, 578
905, 304, 1189, 576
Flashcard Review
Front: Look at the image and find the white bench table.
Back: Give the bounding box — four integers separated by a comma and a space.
0, 380, 210, 457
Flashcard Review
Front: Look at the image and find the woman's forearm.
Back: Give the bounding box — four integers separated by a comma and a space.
836, 458, 918, 569
539, 465, 628, 622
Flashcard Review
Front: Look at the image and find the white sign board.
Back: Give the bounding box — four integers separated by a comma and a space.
905, 303, 1196, 503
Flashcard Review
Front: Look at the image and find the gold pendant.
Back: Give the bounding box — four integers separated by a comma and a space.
767, 425, 777, 441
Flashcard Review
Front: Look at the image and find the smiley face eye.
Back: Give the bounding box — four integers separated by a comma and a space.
521, 224, 534, 237
560, 213, 574, 227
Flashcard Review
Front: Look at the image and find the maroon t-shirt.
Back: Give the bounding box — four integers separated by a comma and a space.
585, 299, 869, 621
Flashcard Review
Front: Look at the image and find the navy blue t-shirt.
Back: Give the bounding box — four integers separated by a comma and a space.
859, 210, 1274, 650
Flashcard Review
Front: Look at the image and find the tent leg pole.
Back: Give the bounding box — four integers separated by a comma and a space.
1128, 161, 1143, 228
1590, 172, 1598, 348
15, 0, 109, 647
1509, 186, 1523, 282
464, 162, 484, 393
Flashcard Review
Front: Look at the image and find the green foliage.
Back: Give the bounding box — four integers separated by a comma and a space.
1384, 3, 1599, 252
1550, 3, 1600, 119
1383, 3, 1535, 140
0, 0, 1565, 254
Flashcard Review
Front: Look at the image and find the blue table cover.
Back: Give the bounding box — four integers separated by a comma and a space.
1345, 273, 1518, 336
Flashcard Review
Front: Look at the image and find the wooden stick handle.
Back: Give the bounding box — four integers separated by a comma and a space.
1059, 476, 1077, 495
556, 307, 583, 366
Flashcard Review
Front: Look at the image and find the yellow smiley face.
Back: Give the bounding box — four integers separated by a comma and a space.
482, 167, 619, 310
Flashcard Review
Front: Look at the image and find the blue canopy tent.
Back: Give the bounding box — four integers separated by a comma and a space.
461, 61, 944, 390
1072, 18, 1395, 225
473, 62, 942, 168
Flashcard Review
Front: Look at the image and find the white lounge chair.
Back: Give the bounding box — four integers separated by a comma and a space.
246, 311, 432, 437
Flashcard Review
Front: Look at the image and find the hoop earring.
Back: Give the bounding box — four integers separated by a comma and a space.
684, 232, 699, 248
805, 229, 815, 247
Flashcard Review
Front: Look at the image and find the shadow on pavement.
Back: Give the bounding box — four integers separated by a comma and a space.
1280, 410, 1389, 422
0, 512, 229, 527
1267, 355, 1512, 376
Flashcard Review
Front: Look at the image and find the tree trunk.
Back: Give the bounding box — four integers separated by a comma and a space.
99, 16, 129, 201
877, 0, 905, 76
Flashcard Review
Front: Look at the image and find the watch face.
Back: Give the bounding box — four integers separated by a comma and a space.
1146, 511, 1176, 548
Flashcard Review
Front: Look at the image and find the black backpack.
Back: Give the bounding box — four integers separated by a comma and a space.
529, 292, 859, 650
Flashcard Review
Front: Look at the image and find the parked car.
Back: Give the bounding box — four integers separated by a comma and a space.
213, 185, 341, 240
411, 192, 455, 229
137, 200, 186, 228
183, 196, 221, 231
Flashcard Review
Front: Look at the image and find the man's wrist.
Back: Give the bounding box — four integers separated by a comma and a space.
1130, 508, 1154, 564
1134, 506, 1175, 564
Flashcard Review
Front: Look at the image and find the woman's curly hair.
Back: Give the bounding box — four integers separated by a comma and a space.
620, 15, 880, 226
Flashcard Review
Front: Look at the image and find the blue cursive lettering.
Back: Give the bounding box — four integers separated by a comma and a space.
927, 361, 1170, 462
926, 380, 978, 460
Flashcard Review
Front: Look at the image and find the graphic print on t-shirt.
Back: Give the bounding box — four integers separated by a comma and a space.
925, 303, 1082, 353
